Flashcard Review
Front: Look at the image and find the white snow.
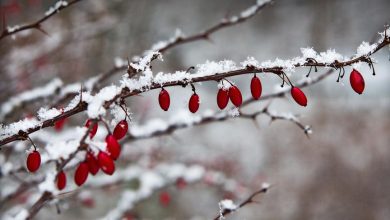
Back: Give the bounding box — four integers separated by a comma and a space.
218, 199, 237, 219
0, 78, 63, 120
45, 0, 68, 16
355, 41, 378, 57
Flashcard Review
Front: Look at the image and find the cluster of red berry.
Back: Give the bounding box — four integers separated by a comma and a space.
26, 118, 129, 190
25, 68, 366, 190
159, 68, 366, 112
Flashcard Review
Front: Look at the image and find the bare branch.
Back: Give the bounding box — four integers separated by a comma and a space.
0, 0, 83, 41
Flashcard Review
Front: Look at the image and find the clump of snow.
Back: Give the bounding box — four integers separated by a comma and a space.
228, 108, 240, 117
149, 29, 184, 52
86, 85, 121, 118
38, 171, 56, 193
110, 105, 132, 126
114, 57, 127, 68
301, 47, 317, 59
196, 60, 238, 76
261, 182, 271, 190
241, 56, 259, 68
219, 199, 237, 219
130, 51, 161, 71
154, 70, 191, 86
355, 41, 378, 57
217, 80, 232, 90
6, 25, 20, 33
45, 0, 68, 16
0, 118, 40, 140
37, 107, 61, 121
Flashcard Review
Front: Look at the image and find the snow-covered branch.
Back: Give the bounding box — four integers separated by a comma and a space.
1, 28, 388, 147
0, 0, 273, 124
214, 183, 270, 220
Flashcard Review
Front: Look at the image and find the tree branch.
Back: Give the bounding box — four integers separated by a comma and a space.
1, 32, 389, 147
0, 0, 83, 41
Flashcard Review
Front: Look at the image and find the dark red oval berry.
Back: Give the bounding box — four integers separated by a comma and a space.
85, 119, 98, 139
113, 120, 128, 140
158, 88, 170, 111
56, 170, 66, 190
74, 162, 89, 186
97, 151, 115, 175
250, 75, 262, 100
26, 150, 41, 172
229, 85, 242, 107
188, 93, 200, 113
217, 89, 229, 110
350, 69, 365, 94
176, 177, 187, 190
159, 191, 171, 207
54, 118, 66, 131
106, 135, 121, 160
86, 152, 99, 175
291, 87, 308, 107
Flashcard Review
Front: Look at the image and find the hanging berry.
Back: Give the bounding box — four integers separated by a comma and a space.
188, 93, 200, 113
85, 119, 98, 139
86, 152, 99, 175
54, 118, 67, 131
56, 170, 66, 190
106, 135, 121, 160
291, 87, 308, 107
26, 150, 41, 172
229, 85, 243, 107
113, 120, 128, 140
217, 88, 229, 110
158, 88, 170, 111
175, 177, 187, 190
159, 191, 171, 207
74, 162, 89, 186
97, 151, 115, 175
350, 69, 365, 94
250, 75, 262, 100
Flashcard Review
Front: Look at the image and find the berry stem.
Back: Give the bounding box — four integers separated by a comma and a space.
99, 117, 111, 135
26, 136, 37, 151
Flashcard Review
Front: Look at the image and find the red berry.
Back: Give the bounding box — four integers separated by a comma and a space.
81, 197, 95, 208
74, 162, 89, 186
217, 89, 229, 110
158, 88, 170, 111
97, 151, 115, 175
188, 93, 200, 113
350, 69, 365, 94
106, 135, 121, 160
86, 152, 99, 175
54, 118, 66, 131
26, 150, 41, 172
85, 119, 98, 139
250, 75, 262, 100
56, 171, 66, 190
113, 120, 128, 140
229, 85, 242, 107
175, 177, 187, 190
291, 87, 308, 107
159, 191, 171, 207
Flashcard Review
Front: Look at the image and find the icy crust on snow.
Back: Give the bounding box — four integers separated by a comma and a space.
0, 78, 63, 120
45, 0, 68, 16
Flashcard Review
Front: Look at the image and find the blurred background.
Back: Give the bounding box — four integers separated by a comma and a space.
0, 0, 389, 219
